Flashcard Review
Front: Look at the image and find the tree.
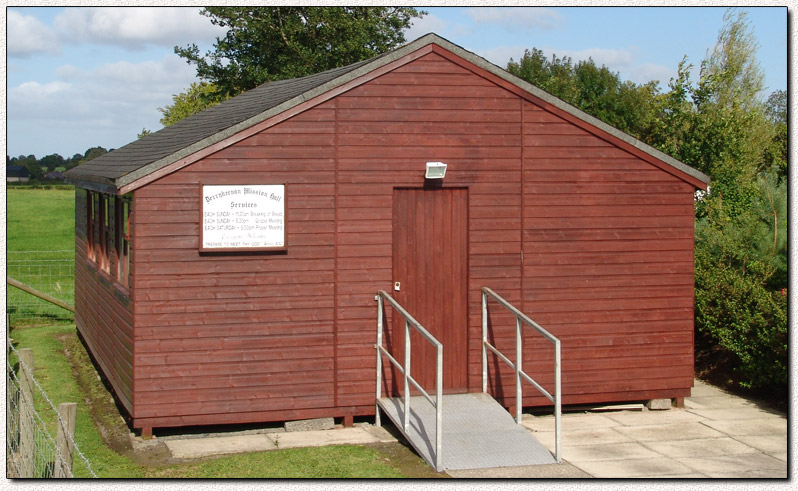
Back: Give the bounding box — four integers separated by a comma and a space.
158, 82, 229, 127
176, 7, 424, 99
764, 89, 786, 125
762, 90, 787, 179
694, 171, 787, 390
661, 9, 787, 392
39, 153, 65, 172
648, 9, 773, 219
17, 154, 42, 180
80, 147, 108, 165
506, 49, 659, 139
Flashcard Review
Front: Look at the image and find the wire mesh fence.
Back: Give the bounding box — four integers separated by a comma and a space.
7, 251, 74, 324
6, 342, 96, 478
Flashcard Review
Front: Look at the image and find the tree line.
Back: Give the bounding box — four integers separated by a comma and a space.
7, 146, 109, 182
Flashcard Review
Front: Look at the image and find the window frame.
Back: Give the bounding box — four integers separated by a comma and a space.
115, 196, 132, 289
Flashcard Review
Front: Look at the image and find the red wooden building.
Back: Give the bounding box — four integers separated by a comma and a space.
65, 34, 709, 436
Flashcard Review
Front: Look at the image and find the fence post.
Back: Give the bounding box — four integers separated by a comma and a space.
7, 336, 19, 457
18, 348, 35, 478
55, 403, 77, 478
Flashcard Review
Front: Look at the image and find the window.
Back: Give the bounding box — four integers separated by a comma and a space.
86, 191, 132, 291
116, 197, 132, 288
86, 191, 96, 262
99, 194, 112, 274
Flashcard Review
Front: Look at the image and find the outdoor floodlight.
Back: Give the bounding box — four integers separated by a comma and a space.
425, 161, 447, 179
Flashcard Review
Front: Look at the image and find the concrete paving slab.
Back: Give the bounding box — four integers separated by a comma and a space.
523, 412, 619, 432
641, 437, 758, 458
603, 408, 706, 426
715, 469, 789, 478
700, 418, 787, 437
559, 442, 661, 462
675, 453, 787, 478
685, 395, 755, 410
557, 427, 634, 446
574, 456, 695, 478
733, 435, 788, 455
269, 427, 383, 449
447, 461, 592, 478
613, 422, 726, 442
686, 407, 784, 421
560, 413, 622, 431
689, 379, 727, 397
165, 434, 276, 459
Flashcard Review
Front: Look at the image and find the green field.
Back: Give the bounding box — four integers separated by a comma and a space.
7, 188, 76, 324
7, 187, 75, 254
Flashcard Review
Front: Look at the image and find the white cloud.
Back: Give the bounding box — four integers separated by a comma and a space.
8, 54, 199, 156
8, 10, 60, 58
405, 12, 450, 42
625, 63, 677, 86
553, 47, 636, 69
477, 45, 528, 68
465, 7, 562, 30
479, 44, 675, 87
53, 7, 226, 50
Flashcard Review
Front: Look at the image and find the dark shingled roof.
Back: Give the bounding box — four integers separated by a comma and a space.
7, 165, 30, 178
65, 33, 709, 192
65, 57, 375, 188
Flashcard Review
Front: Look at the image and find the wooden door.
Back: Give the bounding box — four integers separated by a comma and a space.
391, 188, 468, 392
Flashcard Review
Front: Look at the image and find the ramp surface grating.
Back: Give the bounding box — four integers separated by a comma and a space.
378, 392, 555, 470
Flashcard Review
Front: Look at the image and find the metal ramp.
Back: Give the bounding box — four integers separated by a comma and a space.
378, 392, 555, 471
374, 288, 561, 471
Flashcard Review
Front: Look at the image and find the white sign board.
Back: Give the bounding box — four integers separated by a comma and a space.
201, 184, 285, 250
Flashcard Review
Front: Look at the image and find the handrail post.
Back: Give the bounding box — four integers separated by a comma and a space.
375, 295, 383, 427
435, 344, 443, 471
482, 286, 562, 463
555, 339, 562, 463
481, 290, 488, 394
374, 290, 444, 471
515, 316, 523, 424
403, 319, 411, 433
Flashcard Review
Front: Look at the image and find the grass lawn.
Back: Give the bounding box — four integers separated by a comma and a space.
7, 188, 76, 324
7, 187, 75, 254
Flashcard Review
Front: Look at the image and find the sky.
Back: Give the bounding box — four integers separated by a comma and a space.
4, 5, 789, 160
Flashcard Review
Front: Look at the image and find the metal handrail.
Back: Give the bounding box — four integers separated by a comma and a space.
374, 290, 443, 471
481, 287, 562, 463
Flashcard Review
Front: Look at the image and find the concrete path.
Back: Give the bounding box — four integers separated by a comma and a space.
155, 379, 788, 478
456, 379, 787, 478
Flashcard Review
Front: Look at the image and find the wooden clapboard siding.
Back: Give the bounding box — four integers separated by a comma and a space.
131, 105, 337, 427
74, 43, 701, 430
508, 100, 696, 408
334, 51, 523, 407
74, 189, 134, 412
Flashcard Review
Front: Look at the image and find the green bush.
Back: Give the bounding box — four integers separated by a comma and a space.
693, 172, 787, 390
695, 255, 788, 389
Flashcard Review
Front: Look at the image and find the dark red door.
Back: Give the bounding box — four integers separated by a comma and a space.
391, 188, 468, 392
